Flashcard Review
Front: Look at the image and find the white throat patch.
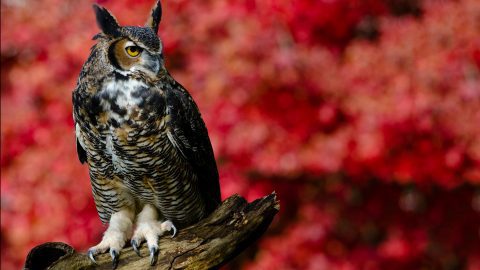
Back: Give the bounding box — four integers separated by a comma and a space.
102, 79, 147, 109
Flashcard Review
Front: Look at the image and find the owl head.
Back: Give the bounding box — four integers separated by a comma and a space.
92, 1, 163, 76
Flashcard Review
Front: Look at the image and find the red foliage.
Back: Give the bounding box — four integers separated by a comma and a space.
1, 0, 479, 269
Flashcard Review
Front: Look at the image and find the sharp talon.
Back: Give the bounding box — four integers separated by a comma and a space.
131, 239, 142, 257
171, 224, 177, 238
110, 249, 119, 269
149, 247, 158, 266
88, 250, 97, 264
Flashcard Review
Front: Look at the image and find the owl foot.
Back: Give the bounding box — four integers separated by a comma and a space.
88, 210, 134, 269
130, 220, 177, 265
130, 204, 177, 265
88, 230, 126, 268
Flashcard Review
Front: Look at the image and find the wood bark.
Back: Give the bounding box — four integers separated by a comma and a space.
24, 193, 280, 270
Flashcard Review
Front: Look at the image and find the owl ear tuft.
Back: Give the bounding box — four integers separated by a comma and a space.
145, 0, 162, 34
93, 4, 121, 37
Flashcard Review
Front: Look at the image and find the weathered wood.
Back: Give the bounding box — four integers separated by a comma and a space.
24, 193, 280, 270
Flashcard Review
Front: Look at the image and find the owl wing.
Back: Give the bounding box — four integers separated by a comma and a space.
76, 138, 87, 164
73, 87, 88, 164
164, 80, 221, 213
73, 80, 101, 165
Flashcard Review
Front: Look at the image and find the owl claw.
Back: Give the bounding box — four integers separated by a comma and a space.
131, 239, 142, 257
87, 249, 97, 264
149, 246, 158, 266
110, 249, 120, 269
171, 224, 177, 238
160, 220, 177, 238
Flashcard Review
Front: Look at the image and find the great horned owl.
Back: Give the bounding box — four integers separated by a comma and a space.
72, 1, 221, 266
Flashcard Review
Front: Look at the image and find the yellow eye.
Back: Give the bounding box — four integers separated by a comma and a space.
126, 46, 142, 57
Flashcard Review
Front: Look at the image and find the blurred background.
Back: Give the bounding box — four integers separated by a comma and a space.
1, 0, 480, 269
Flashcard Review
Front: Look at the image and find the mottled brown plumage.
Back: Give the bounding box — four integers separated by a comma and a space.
72, 1, 221, 266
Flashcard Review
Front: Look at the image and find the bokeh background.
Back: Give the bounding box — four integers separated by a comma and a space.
1, 0, 480, 269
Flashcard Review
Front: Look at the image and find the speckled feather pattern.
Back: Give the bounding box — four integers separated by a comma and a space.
122, 27, 160, 51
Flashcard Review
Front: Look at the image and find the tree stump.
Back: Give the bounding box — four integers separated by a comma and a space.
24, 193, 280, 270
